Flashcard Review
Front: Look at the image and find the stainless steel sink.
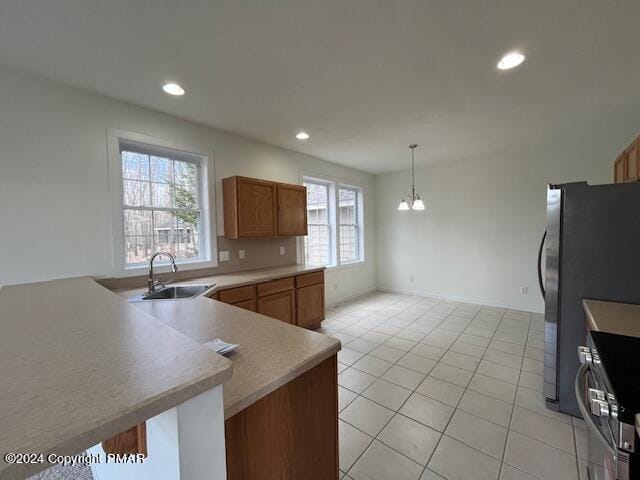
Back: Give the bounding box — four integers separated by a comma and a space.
131, 284, 212, 301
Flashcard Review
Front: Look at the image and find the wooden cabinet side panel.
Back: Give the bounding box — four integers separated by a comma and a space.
223, 177, 239, 239
257, 290, 296, 323
613, 154, 627, 183
102, 423, 147, 457
627, 140, 639, 182
296, 283, 325, 330
277, 183, 308, 236
225, 355, 339, 480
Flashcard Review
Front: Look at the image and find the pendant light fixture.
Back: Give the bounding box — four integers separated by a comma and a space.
397, 144, 425, 211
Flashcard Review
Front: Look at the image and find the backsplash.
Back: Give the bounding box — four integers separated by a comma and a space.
98, 236, 298, 290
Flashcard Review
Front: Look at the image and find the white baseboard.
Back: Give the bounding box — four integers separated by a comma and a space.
326, 287, 377, 308
376, 285, 543, 314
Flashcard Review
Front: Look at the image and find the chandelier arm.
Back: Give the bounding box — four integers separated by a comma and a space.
411, 147, 416, 200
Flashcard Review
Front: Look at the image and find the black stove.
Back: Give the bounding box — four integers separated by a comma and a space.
590, 332, 640, 425
578, 331, 639, 480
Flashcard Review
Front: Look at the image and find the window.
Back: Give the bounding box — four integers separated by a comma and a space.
304, 181, 331, 266
109, 130, 215, 274
339, 187, 359, 263
121, 147, 203, 267
303, 176, 363, 267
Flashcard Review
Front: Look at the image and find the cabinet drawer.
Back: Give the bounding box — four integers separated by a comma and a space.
257, 277, 294, 297
295, 271, 324, 288
218, 285, 256, 304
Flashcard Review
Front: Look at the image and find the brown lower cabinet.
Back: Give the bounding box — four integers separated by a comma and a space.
233, 298, 257, 312
215, 270, 325, 329
257, 290, 296, 324
296, 283, 324, 330
225, 354, 338, 479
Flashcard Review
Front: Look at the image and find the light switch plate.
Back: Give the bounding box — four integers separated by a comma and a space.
279, 246, 285, 256
219, 251, 230, 262
238, 249, 246, 260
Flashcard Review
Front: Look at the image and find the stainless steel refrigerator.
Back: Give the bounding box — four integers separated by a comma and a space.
539, 181, 640, 416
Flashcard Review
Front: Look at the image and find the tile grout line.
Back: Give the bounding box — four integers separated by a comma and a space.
343, 296, 455, 475
496, 312, 531, 480
338, 293, 441, 475
342, 296, 471, 476
331, 293, 548, 479
414, 307, 507, 479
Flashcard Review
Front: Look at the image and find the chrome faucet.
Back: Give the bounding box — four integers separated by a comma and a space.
148, 252, 178, 294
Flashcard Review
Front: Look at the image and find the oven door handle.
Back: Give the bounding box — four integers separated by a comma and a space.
574, 363, 616, 456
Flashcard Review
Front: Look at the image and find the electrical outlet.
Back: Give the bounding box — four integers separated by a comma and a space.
279, 246, 286, 256
333, 283, 338, 291
409, 275, 415, 283
238, 249, 246, 260
219, 251, 230, 262
520, 286, 528, 295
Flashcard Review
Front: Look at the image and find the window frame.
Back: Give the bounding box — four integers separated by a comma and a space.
302, 178, 335, 267
300, 173, 364, 269
108, 129, 218, 277
337, 185, 362, 265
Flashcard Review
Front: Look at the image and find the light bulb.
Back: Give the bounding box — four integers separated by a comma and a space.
497, 51, 525, 70
412, 197, 425, 211
162, 82, 185, 96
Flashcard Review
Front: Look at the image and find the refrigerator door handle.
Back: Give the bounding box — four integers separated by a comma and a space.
538, 229, 546, 299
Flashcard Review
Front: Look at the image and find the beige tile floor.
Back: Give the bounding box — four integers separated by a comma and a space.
320, 291, 588, 480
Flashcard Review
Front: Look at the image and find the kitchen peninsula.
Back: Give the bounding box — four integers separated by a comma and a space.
0, 265, 340, 480
117, 264, 341, 479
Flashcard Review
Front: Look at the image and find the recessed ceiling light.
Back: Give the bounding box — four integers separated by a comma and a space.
162, 82, 185, 96
296, 131, 310, 140
497, 51, 525, 70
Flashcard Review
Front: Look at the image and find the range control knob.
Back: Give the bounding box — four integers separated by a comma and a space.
578, 346, 593, 365
589, 389, 610, 418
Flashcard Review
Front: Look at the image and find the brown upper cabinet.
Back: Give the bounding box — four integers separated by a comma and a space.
614, 135, 640, 183
223, 176, 307, 238
277, 183, 308, 236
223, 176, 278, 238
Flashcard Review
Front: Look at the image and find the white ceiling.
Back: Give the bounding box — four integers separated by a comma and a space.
0, 1, 639, 173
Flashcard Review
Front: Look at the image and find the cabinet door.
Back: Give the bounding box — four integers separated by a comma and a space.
296, 283, 324, 330
257, 290, 296, 324
237, 177, 277, 236
277, 184, 307, 236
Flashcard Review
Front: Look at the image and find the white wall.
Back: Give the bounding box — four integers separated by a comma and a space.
375, 131, 634, 313
0, 67, 376, 304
